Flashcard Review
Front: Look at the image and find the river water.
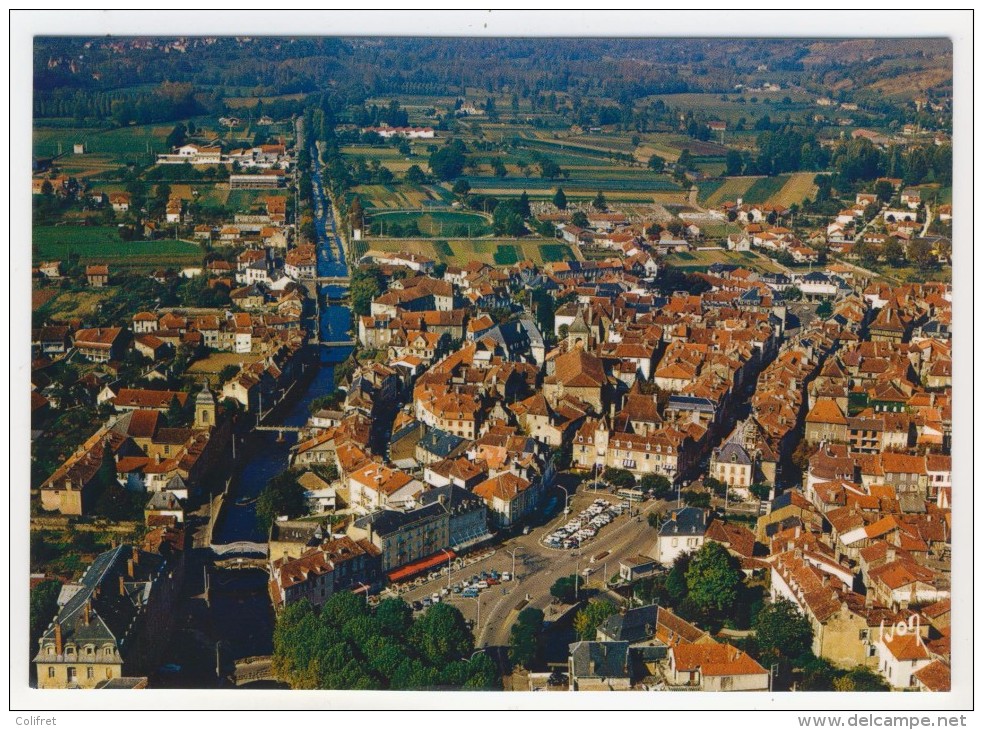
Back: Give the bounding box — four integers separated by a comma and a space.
211, 139, 353, 545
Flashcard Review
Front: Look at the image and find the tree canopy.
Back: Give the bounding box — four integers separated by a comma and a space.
573, 600, 617, 640
754, 597, 813, 662
256, 471, 308, 534
685, 541, 742, 617
273, 595, 497, 690
509, 607, 545, 669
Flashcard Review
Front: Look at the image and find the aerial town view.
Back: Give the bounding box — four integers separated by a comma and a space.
26, 31, 958, 702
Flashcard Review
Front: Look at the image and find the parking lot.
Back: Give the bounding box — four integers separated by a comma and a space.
388, 484, 662, 647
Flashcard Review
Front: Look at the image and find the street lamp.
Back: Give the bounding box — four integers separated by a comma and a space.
465, 593, 481, 634
441, 549, 453, 590
355, 581, 370, 605
558, 484, 571, 514
506, 547, 522, 582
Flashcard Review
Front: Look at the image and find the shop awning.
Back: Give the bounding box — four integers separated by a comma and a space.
387, 550, 456, 583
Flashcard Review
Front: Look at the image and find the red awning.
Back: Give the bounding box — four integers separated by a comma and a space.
386, 550, 456, 583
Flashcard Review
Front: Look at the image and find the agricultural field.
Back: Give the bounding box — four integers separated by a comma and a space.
33, 226, 202, 269
768, 172, 818, 208
360, 237, 575, 266
368, 211, 491, 238
34, 123, 171, 164
353, 184, 441, 210
666, 248, 784, 273
741, 175, 791, 205
186, 351, 264, 386
647, 91, 815, 125
32, 286, 118, 320
700, 177, 759, 207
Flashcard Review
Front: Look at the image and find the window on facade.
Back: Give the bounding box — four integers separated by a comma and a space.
87, 667, 94, 679
48, 667, 55, 678
671, 538, 678, 547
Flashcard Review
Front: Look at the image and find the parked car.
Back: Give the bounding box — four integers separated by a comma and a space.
501, 572, 512, 581
591, 551, 610, 563
452, 585, 462, 594
462, 587, 479, 598
421, 598, 432, 608
431, 593, 442, 603
412, 601, 423, 611
486, 578, 500, 586
475, 581, 489, 590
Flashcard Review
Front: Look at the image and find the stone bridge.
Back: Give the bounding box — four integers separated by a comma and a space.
214, 557, 270, 572
211, 541, 269, 557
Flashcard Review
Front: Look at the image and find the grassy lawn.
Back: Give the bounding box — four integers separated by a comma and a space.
369, 211, 492, 237
33, 226, 202, 268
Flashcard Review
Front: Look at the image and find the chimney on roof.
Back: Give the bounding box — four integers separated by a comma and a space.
864, 592, 873, 609
84, 600, 91, 625
119, 575, 126, 596
132, 546, 139, 565
127, 559, 134, 578
54, 622, 63, 655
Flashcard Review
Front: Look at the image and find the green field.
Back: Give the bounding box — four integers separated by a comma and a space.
369, 211, 492, 238
33, 226, 202, 268
34, 123, 171, 162
741, 175, 791, 205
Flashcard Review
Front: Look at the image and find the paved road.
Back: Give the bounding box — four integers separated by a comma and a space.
391, 488, 665, 648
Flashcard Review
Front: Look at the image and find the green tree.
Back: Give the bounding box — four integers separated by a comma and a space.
834, 666, 890, 692
755, 598, 813, 663
725, 149, 743, 176
874, 180, 894, 204
797, 655, 841, 691
571, 210, 589, 228
553, 188, 568, 210
550, 575, 579, 604
350, 265, 384, 316
816, 300, 833, 319
30, 579, 62, 654
256, 471, 308, 534
492, 199, 525, 236
682, 490, 711, 508
685, 541, 742, 616
592, 191, 608, 212
648, 154, 666, 173
405, 165, 427, 184
218, 364, 240, 384
703, 476, 727, 497
573, 600, 617, 640
539, 157, 561, 179
429, 145, 466, 180
452, 178, 471, 198
749, 483, 771, 501
908, 237, 936, 270
640, 473, 673, 499
665, 552, 692, 604
517, 191, 531, 218
463, 651, 500, 689
783, 286, 803, 302
603, 467, 635, 489
882, 237, 905, 267
375, 598, 413, 636
408, 602, 474, 665
509, 607, 545, 669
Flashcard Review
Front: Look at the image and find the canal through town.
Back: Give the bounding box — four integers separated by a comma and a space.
204, 134, 354, 668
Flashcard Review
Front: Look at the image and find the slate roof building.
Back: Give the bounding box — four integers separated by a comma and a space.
34, 545, 181, 689
567, 640, 631, 691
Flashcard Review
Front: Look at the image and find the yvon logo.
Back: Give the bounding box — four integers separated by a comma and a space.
879, 613, 922, 643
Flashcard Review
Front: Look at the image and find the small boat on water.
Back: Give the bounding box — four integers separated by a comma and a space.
235, 496, 257, 507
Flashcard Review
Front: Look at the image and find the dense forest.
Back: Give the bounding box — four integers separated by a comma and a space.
35, 37, 952, 126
